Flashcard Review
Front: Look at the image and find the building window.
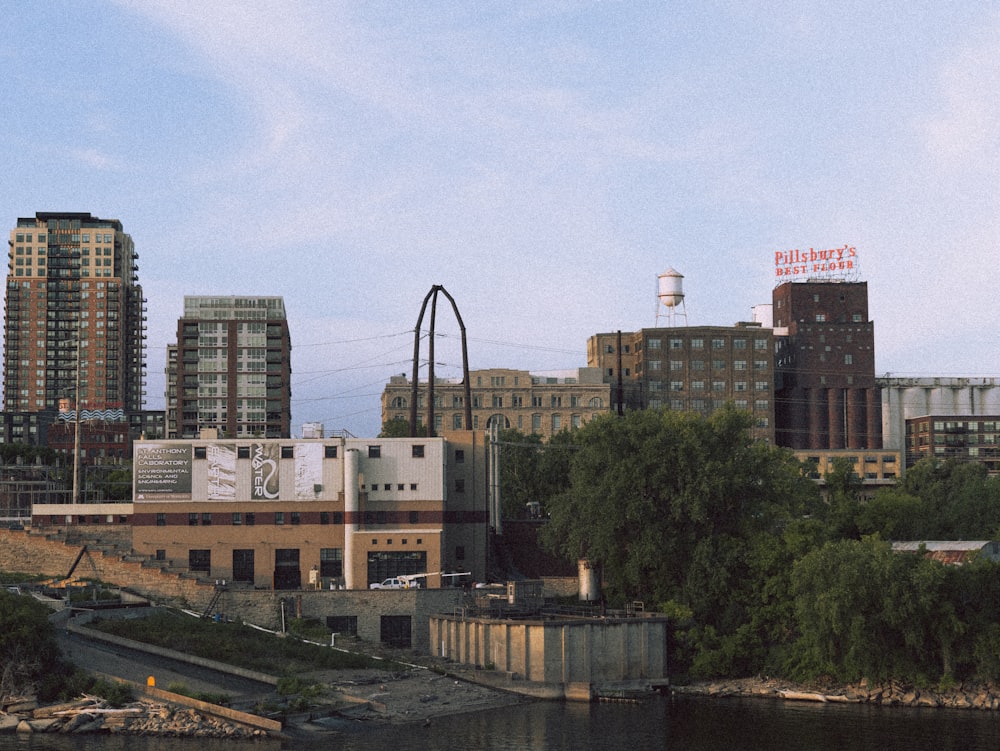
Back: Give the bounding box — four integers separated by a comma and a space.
552, 414, 561, 432
455, 449, 464, 463
844, 354, 853, 365
647, 338, 661, 350
320, 511, 329, 525
188, 513, 198, 526
320, 548, 343, 578
194, 446, 207, 459
412, 444, 425, 458
246, 512, 255, 526
281, 445, 294, 459
333, 512, 343, 524
368, 445, 381, 458
455, 478, 465, 493
670, 339, 683, 350
325, 445, 338, 458
291, 512, 300, 525
156, 513, 166, 527
712, 339, 725, 349
275, 512, 285, 525
410, 511, 419, 524
232, 512, 242, 526
326, 615, 357, 634
189, 550, 211, 573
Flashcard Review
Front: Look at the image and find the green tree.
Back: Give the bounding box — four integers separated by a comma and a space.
894, 458, 1000, 538
0, 591, 69, 701
496, 429, 545, 519
788, 536, 942, 682
541, 405, 816, 609
379, 417, 427, 437
817, 456, 865, 539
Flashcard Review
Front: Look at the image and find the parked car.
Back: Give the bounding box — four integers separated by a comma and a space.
369, 577, 421, 590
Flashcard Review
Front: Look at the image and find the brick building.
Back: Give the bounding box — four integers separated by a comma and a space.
381, 368, 610, 439
587, 323, 776, 443
129, 432, 488, 590
772, 280, 880, 449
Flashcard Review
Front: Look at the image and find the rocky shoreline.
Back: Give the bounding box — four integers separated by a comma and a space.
673, 677, 1000, 710
0, 696, 269, 738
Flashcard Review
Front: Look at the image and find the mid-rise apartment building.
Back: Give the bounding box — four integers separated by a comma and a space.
587, 324, 776, 443
905, 416, 1000, 474
381, 368, 611, 438
166, 296, 291, 439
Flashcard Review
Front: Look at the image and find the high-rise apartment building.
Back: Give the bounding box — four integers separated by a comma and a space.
3, 212, 146, 415
772, 280, 880, 449
166, 296, 291, 439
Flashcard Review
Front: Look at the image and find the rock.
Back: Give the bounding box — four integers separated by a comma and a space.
0, 714, 21, 732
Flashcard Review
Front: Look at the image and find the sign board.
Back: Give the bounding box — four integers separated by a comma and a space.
775, 245, 857, 279
134, 444, 192, 501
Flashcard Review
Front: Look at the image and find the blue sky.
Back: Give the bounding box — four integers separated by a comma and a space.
3, 1, 999, 437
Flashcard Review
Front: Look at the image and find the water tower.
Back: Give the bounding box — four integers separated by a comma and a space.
655, 268, 687, 326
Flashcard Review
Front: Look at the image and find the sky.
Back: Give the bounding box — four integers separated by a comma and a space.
3, 1, 999, 438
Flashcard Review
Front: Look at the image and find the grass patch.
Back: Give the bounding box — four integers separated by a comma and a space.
165, 682, 232, 706
89, 678, 136, 708
86, 610, 388, 675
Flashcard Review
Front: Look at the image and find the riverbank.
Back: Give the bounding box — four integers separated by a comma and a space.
673, 677, 1000, 710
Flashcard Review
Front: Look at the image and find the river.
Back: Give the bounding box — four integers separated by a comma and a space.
5, 693, 1000, 751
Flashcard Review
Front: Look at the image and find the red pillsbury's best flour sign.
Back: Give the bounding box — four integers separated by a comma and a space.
775, 245, 857, 279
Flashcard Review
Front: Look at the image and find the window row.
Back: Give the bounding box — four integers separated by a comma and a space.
158, 509, 429, 527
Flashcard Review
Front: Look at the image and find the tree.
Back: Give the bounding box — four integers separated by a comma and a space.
0, 591, 69, 701
788, 536, 943, 682
379, 417, 427, 437
496, 429, 545, 519
541, 405, 816, 608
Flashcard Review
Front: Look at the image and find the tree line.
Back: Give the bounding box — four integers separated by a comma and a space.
494, 405, 1000, 686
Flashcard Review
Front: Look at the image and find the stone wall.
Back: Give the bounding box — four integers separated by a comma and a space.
211, 588, 464, 653
0, 527, 465, 654
0, 528, 212, 608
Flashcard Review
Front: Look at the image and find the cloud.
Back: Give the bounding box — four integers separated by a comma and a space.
69, 148, 121, 171
922, 19, 1000, 171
